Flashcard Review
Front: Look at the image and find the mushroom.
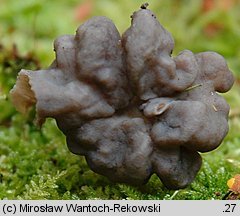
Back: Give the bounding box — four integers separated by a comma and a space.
10, 5, 234, 189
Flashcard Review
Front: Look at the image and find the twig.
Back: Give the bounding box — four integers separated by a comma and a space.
184, 83, 202, 92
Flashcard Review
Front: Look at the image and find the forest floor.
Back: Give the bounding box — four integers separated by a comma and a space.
0, 0, 240, 199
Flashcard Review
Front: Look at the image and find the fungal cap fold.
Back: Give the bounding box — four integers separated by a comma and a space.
10, 69, 36, 113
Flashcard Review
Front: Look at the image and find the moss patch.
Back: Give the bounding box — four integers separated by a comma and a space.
1, 0, 240, 200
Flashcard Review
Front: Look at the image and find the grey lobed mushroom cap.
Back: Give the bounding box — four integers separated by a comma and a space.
10, 6, 234, 189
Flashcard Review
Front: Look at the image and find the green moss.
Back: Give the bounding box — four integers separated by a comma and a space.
1, 0, 240, 200
0, 99, 239, 200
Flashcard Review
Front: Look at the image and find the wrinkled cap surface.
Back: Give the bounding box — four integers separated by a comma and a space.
10, 6, 234, 189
